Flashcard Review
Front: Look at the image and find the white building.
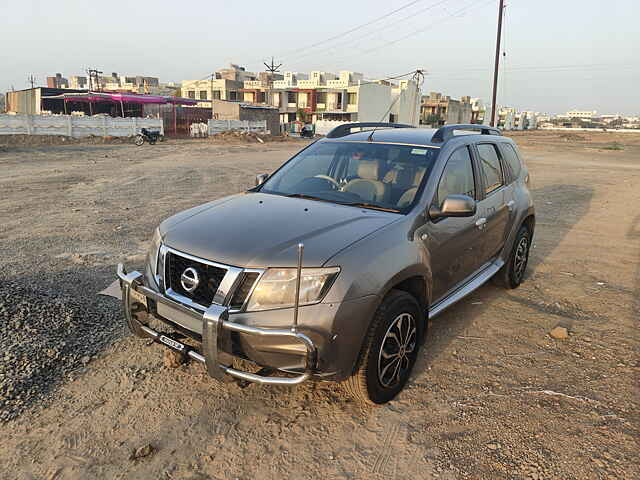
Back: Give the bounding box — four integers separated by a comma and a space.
566, 110, 596, 120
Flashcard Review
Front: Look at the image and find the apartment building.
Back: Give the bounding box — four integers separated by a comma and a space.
420, 92, 472, 126
497, 107, 538, 130
268, 70, 419, 125
565, 110, 596, 120
181, 65, 258, 106
182, 66, 421, 127
46, 72, 160, 93
470, 98, 486, 124
46, 73, 69, 89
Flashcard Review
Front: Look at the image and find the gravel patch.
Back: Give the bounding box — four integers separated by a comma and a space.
0, 280, 121, 422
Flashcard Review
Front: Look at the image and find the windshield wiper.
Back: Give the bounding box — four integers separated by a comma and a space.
284, 194, 400, 212
285, 193, 325, 201
338, 202, 400, 213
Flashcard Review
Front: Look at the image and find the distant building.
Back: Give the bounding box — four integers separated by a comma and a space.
565, 110, 596, 120
46, 73, 69, 89
69, 76, 88, 90
420, 92, 472, 126
470, 98, 486, 124
497, 107, 538, 130
181, 64, 254, 105
46, 72, 160, 93
212, 99, 280, 136
184, 66, 421, 127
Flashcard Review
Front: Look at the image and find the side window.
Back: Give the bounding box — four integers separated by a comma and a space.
477, 144, 504, 194
436, 147, 475, 206
501, 143, 522, 178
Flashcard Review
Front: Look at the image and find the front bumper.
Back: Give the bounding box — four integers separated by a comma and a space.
117, 264, 317, 385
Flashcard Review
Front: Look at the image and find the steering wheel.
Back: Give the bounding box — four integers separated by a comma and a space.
313, 175, 340, 190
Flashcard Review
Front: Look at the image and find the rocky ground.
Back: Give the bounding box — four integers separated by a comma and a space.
0, 132, 638, 479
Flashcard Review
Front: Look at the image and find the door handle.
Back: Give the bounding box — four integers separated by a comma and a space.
475, 217, 487, 230
506, 200, 515, 212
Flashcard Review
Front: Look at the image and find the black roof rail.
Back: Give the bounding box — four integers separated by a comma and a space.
325, 122, 415, 139
431, 124, 501, 143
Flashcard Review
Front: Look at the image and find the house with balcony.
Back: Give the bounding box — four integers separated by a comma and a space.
182, 64, 257, 107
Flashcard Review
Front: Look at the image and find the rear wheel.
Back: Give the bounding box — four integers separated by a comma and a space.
343, 290, 424, 405
494, 225, 531, 288
134, 134, 144, 146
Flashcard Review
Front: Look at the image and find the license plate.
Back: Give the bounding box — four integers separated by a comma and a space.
129, 288, 147, 308
159, 335, 185, 352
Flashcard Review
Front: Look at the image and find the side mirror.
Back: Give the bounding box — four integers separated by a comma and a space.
255, 173, 269, 186
429, 194, 476, 220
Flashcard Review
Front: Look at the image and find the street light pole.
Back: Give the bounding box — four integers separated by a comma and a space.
490, 0, 505, 127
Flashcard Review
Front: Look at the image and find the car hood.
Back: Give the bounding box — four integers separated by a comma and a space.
160, 192, 399, 267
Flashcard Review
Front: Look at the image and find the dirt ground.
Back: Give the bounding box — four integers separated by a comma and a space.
0, 131, 638, 479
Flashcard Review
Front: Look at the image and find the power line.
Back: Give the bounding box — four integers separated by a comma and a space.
313, 0, 492, 72
282, 0, 454, 65
359, 69, 425, 86
277, 0, 426, 61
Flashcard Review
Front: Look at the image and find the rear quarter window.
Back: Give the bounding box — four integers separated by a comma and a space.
501, 143, 522, 178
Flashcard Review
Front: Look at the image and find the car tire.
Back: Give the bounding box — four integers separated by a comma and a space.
494, 225, 531, 289
343, 289, 424, 405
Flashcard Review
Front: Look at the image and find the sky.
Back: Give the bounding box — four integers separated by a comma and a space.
1, 0, 638, 115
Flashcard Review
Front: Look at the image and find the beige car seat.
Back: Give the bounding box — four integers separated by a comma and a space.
397, 168, 426, 208
342, 159, 388, 203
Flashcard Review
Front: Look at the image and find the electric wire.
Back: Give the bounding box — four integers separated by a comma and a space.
282, 0, 455, 64
315, 0, 493, 72
276, 0, 426, 60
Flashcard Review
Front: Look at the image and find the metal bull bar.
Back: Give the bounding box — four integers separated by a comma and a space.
116, 243, 317, 386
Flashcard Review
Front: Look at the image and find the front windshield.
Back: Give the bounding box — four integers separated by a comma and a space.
258, 140, 439, 212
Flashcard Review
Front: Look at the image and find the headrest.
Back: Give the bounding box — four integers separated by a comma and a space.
413, 168, 426, 186
357, 160, 380, 180
384, 164, 417, 187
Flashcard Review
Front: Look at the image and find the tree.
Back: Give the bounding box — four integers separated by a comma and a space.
0, 93, 5, 113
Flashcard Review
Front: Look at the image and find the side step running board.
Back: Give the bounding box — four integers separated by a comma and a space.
428, 260, 504, 318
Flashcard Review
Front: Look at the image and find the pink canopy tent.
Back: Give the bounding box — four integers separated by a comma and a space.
41, 91, 198, 116
43, 91, 197, 105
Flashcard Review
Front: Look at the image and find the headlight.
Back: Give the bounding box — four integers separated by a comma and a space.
147, 228, 162, 279
245, 267, 340, 312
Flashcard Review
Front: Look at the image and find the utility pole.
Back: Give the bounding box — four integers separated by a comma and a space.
87, 68, 103, 92
28, 75, 36, 89
210, 72, 214, 118
490, 0, 505, 127
263, 57, 282, 107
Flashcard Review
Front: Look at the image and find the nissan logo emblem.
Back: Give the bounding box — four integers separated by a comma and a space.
180, 267, 200, 293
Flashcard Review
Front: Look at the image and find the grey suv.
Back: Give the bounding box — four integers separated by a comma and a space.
117, 122, 535, 404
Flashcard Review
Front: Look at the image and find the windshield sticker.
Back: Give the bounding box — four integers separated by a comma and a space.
411, 148, 428, 155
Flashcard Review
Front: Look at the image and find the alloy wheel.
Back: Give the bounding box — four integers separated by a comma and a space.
513, 236, 529, 282
377, 313, 417, 388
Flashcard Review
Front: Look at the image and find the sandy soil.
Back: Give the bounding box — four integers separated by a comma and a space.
0, 132, 638, 479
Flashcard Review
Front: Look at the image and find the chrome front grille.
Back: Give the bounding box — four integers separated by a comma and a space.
166, 251, 226, 306
161, 246, 261, 311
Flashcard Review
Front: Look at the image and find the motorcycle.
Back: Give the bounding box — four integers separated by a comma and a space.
134, 128, 163, 146
300, 124, 314, 138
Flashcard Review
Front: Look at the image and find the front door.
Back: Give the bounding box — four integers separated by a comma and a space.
421, 145, 484, 302
474, 143, 511, 261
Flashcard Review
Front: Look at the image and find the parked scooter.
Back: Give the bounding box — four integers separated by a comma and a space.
300, 124, 314, 138
134, 128, 163, 146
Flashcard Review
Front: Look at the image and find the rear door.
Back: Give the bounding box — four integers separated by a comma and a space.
473, 142, 511, 262
423, 145, 484, 302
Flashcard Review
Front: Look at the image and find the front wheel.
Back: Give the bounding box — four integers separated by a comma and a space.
343, 290, 424, 405
134, 134, 144, 146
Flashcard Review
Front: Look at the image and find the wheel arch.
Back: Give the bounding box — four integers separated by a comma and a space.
522, 213, 536, 236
